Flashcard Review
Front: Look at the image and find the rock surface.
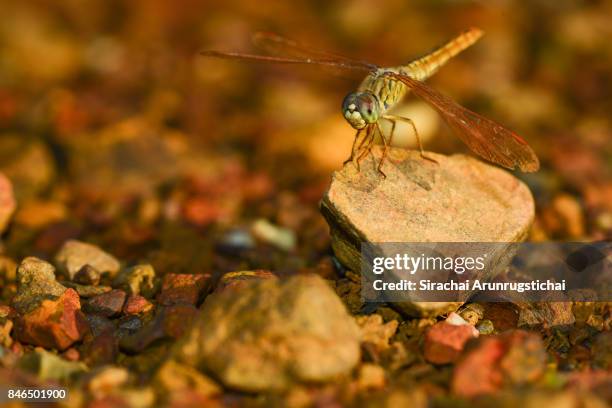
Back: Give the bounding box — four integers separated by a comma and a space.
171, 274, 361, 392
320, 148, 535, 316
55, 240, 120, 279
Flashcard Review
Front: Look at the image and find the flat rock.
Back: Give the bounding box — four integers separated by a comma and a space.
320, 148, 535, 316
171, 274, 361, 392
55, 240, 120, 279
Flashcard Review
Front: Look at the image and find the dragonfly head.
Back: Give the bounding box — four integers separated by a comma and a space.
342, 92, 381, 130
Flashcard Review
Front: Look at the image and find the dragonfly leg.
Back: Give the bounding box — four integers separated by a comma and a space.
389, 118, 396, 146
383, 114, 438, 164
353, 127, 373, 168
375, 122, 388, 178
355, 125, 375, 171
343, 129, 364, 165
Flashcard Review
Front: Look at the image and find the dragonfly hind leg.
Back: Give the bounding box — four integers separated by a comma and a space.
382, 114, 439, 164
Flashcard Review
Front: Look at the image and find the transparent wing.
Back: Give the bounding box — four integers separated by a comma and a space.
199, 49, 374, 73
252, 32, 376, 69
386, 72, 540, 172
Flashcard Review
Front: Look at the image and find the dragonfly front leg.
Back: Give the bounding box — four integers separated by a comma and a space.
355, 125, 375, 171
343, 129, 364, 165
382, 114, 438, 164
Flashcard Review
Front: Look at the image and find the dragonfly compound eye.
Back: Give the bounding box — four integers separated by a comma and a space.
342, 92, 380, 130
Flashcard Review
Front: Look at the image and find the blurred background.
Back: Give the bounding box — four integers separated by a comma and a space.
0, 0, 610, 274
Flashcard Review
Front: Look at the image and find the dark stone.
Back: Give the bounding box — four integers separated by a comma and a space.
85, 290, 127, 317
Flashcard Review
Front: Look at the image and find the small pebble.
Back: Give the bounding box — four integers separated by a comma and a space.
73, 264, 101, 286
424, 321, 478, 364
14, 288, 88, 350
113, 264, 157, 298
85, 289, 127, 317
251, 219, 296, 251
158, 273, 211, 306
214, 270, 277, 293
55, 240, 120, 279
123, 294, 153, 315
477, 319, 495, 335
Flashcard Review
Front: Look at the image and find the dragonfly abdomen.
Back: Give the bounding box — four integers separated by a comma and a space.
358, 27, 484, 113
400, 27, 484, 81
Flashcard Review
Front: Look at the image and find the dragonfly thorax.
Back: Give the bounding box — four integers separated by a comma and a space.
342, 91, 381, 130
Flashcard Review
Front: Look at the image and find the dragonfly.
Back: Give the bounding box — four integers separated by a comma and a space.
200, 28, 540, 177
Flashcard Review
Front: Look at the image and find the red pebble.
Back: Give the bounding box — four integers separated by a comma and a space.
85, 289, 127, 317
157, 274, 211, 306
452, 330, 546, 397
123, 294, 153, 315
424, 322, 478, 364
14, 289, 88, 351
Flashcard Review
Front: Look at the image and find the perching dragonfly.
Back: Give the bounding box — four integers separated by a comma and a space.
200, 28, 540, 176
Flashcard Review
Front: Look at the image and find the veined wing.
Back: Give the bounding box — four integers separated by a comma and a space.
252, 32, 376, 70
385, 72, 540, 172
199, 49, 374, 72
201, 33, 375, 72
